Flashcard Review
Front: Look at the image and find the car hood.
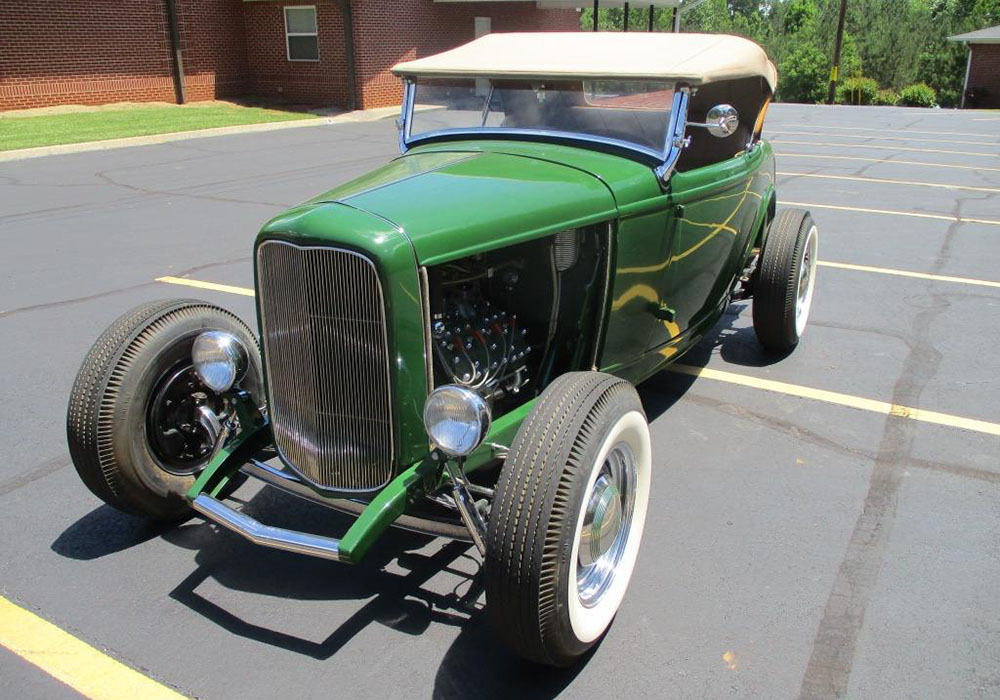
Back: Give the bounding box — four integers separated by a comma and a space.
307, 147, 631, 265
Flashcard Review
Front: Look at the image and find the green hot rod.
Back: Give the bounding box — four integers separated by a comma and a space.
67, 32, 818, 666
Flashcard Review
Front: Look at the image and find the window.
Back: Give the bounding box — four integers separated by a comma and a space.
285, 6, 318, 61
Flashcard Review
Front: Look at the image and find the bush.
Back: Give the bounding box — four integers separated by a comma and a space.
778, 43, 829, 104
872, 89, 900, 106
835, 77, 879, 105
899, 82, 936, 107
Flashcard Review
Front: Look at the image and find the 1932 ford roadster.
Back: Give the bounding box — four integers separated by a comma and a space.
67, 33, 818, 666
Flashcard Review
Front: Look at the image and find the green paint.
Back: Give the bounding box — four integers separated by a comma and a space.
244, 127, 776, 552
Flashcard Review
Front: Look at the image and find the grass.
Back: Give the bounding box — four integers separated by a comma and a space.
0, 103, 317, 151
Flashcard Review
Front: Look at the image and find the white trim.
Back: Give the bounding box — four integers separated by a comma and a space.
284, 5, 319, 62
566, 410, 651, 644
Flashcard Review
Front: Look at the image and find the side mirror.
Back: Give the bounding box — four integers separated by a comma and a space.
688, 104, 740, 138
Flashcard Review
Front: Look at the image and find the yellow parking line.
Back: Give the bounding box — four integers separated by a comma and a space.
772, 123, 1000, 139
818, 260, 1000, 288
155, 276, 255, 296
773, 139, 998, 158
774, 152, 1000, 173
770, 129, 993, 148
154, 276, 999, 436
669, 365, 1000, 437
777, 171, 1000, 194
0, 596, 188, 700
781, 200, 1000, 227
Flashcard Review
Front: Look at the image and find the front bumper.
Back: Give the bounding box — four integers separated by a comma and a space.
184, 398, 436, 565
192, 493, 342, 560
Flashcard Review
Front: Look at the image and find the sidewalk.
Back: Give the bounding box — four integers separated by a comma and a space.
0, 105, 402, 162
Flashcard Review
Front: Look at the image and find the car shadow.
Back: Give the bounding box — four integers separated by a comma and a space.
51, 504, 180, 560
639, 302, 790, 422
50, 298, 771, 692
162, 486, 484, 660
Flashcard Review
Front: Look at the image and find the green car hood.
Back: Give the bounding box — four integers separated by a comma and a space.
303, 145, 654, 265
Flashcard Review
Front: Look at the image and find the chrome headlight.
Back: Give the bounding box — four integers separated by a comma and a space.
422, 385, 491, 457
192, 331, 249, 393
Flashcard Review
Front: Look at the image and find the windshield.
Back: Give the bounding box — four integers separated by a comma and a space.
407, 78, 676, 155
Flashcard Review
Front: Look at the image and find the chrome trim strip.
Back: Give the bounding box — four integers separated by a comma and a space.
241, 459, 474, 542
418, 265, 434, 394
256, 240, 395, 493
192, 494, 341, 561
591, 222, 614, 369
655, 89, 690, 185
407, 127, 666, 163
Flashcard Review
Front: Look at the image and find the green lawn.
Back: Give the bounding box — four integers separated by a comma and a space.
0, 103, 317, 151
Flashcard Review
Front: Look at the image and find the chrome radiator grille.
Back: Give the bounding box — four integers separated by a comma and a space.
256, 240, 394, 492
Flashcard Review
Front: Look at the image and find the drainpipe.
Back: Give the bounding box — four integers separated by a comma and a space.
960, 44, 972, 109
339, 0, 357, 111
164, 0, 186, 104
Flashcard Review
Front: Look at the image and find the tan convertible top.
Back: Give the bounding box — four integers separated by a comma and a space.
391, 32, 777, 93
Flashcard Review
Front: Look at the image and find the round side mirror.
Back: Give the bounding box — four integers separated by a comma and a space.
706, 104, 739, 138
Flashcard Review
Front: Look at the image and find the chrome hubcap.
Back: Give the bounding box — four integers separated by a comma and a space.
795, 225, 818, 337
577, 442, 637, 608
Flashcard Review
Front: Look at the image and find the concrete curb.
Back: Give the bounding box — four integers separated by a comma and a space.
0, 106, 402, 162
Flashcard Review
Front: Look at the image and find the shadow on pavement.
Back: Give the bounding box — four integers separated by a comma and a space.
48, 303, 768, 693
51, 504, 178, 560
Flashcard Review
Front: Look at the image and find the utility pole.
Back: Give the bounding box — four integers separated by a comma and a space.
624, 2, 630, 31
827, 0, 848, 104
593, 0, 599, 31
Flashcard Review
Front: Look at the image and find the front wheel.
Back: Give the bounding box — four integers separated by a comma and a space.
66, 299, 262, 520
485, 372, 652, 666
752, 208, 818, 352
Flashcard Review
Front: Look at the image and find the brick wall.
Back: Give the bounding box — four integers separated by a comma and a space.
176, 0, 250, 101
0, 0, 579, 111
243, 0, 349, 106
352, 0, 581, 109
966, 44, 1000, 109
0, 0, 246, 110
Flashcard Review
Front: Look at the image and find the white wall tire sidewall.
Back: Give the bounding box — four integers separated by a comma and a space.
794, 224, 818, 338
567, 410, 651, 643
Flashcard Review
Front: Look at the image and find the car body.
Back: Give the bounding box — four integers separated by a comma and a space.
68, 32, 817, 665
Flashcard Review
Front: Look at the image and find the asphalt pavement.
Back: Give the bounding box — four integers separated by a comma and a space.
1, 104, 998, 700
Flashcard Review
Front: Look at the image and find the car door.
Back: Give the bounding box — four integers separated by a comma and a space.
648, 146, 765, 350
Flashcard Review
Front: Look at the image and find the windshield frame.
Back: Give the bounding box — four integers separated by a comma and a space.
397, 77, 689, 172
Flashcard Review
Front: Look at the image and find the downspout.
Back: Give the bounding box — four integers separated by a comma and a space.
960, 44, 972, 109
340, 0, 358, 111
164, 0, 186, 104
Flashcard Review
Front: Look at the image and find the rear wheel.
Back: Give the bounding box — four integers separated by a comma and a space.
66, 299, 261, 519
752, 208, 818, 352
485, 372, 652, 666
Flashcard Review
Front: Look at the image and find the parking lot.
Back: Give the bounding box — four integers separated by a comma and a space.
1, 104, 998, 699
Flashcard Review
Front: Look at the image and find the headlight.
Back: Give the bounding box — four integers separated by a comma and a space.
192, 331, 249, 393
422, 385, 491, 457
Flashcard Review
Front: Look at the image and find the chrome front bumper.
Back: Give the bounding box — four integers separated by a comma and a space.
191, 494, 342, 561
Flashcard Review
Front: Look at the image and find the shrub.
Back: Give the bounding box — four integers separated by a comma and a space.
872, 89, 900, 106
835, 77, 879, 105
778, 43, 829, 104
899, 82, 936, 107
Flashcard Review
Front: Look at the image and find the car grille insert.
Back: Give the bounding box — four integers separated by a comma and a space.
256, 240, 394, 492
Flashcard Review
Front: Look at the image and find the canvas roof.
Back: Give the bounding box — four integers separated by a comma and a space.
391, 32, 778, 92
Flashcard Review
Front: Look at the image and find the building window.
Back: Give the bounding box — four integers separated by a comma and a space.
285, 6, 319, 61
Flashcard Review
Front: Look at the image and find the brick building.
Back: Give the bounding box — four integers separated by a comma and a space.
949, 25, 1000, 109
0, 1, 581, 111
